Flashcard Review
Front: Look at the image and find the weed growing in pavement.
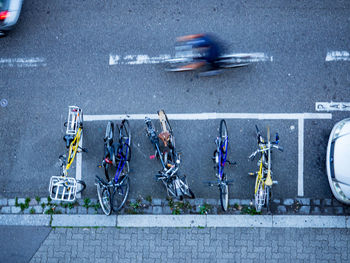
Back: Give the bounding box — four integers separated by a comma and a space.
35, 196, 41, 203
241, 205, 261, 215
83, 198, 91, 208
145, 195, 152, 203
30, 208, 35, 214
199, 203, 212, 215
15, 197, 19, 207
41, 203, 46, 209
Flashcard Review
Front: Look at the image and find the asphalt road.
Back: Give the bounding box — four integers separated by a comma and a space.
0, 0, 349, 201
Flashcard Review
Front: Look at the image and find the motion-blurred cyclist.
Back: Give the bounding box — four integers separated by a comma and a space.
176, 33, 222, 72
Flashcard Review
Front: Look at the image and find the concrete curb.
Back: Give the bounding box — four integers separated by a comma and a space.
0, 215, 51, 226
1, 214, 350, 228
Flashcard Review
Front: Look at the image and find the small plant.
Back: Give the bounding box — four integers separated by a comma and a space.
241, 205, 261, 215
15, 197, 19, 207
45, 207, 55, 215
25, 197, 31, 204
35, 196, 41, 203
130, 200, 141, 210
145, 195, 152, 203
30, 208, 35, 214
167, 197, 174, 209
172, 207, 181, 215
41, 203, 46, 209
83, 198, 91, 208
199, 203, 212, 215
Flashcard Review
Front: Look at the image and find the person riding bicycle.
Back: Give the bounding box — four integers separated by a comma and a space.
176, 33, 222, 72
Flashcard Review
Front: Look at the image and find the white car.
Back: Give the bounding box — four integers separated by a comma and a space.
326, 118, 350, 204
0, 0, 23, 37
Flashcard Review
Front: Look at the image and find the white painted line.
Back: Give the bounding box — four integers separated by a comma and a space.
0, 58, 46, 67
298, 118, 304, 197
325, 51, 350, 61
52, 215, 116, 227
75, 134, 83, 199
117, 215, 206, 227
316, 102, 350, 111
109, 52, 273, 65
84, 112, 332, 121
0, 215, 51, 226
272, 215, 346, 228
206, 215, 272, 227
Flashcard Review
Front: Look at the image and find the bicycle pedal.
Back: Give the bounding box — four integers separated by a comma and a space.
248, 172, 255, 176
149, 155, 155, 159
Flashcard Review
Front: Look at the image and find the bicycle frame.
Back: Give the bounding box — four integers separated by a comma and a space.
66, 127, 82, 172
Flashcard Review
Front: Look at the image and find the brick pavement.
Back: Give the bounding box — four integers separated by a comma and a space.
30, 227, 350, 263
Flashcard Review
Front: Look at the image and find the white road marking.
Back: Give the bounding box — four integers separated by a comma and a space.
109, 52, 273, 65
316, 102, 350, 111
76, 134, 83, 199
0, 58, 46, 67
298, 118, 304, 197
325, 51, 350, 61
84, 112, 331, 121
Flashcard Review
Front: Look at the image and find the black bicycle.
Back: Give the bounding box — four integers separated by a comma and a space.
95, 120, 131, 215
206, 120, 235, 211
145, 110, 195, 200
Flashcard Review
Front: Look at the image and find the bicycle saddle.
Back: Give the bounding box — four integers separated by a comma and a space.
158, 131, 171, 147
63, 135, 74, 148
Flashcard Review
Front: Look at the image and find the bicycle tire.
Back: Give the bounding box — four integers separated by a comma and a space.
178, 177, 195, 199
219, 119, 228, 153
112, 176, 130, 212
265, 186, 270, 212
255, 179, 264, 212
96, 182, 112, 215
119, 119, 131, 161
75, 180, 86, 194
220, 183, 229, 211
104, 121, 114, 144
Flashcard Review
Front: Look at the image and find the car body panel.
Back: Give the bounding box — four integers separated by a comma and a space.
0, 0, 23, 32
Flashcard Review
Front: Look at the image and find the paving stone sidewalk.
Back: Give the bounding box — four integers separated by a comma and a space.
30, 227, 350, 263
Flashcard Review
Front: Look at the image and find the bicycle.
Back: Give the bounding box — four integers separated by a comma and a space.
248, 125, 283, 212
206, 120, 235, 211
49, 106, 87, 202
95, 120, 131, 215
145, 110, 195, 200
164, 41, 251, 75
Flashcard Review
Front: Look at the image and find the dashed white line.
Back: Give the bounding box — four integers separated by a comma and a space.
108, 52, 273, 65
0, 58, 46, 67
325, 51, 350, 61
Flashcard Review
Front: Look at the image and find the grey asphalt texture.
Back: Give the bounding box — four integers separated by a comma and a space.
0, 226, 51, 263
0, 0, 350, 202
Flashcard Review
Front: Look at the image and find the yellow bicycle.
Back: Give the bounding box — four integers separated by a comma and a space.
49, 106, 87, 202
249, 125, 283, 212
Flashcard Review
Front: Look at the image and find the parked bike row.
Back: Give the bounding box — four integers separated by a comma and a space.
49, 106, 283, 215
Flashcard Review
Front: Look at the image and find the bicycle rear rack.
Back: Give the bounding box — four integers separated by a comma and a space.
49, 176, 78, 202
66, 106, 82, 135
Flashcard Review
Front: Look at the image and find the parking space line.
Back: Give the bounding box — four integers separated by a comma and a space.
109, 52, 273, 65
298, 118, 304, 197
325, 51, 350, 61
84, 112, 331, 121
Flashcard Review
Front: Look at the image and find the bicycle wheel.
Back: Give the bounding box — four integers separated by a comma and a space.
219, 182, 229, 211
119, 120, 131, 161
178, 177, 195, 199
265, 186, 270, 212
254, 179, 264, 212
76, 180, 86, 194
104, 121, 114, 144
112, 176, 130, 212
96, 183, 112, 215
219, 120, 228, 153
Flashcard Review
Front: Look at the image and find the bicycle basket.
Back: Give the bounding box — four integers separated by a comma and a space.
66, 106, 82, 135
49, 176, 78, 202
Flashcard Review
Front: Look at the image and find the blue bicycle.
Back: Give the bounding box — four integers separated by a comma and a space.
95, 120, 131, 215
207, 120, 235, 211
